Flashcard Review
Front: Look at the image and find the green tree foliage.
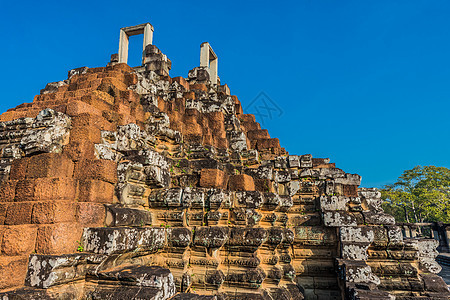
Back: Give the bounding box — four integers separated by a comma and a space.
380, 166, 450, 223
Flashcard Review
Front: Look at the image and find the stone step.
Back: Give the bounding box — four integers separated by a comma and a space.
105, 204, 152, 227
82, 227, 166, 255
25, 253, 107, 289
86, 265, 176, 300
436, 254, 450, 267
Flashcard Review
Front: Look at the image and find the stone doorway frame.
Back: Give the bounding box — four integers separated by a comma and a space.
200, 42, 218, 85
118, 23, 154, 65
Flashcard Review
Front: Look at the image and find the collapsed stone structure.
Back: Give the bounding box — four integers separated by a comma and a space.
0, 22, 448, 300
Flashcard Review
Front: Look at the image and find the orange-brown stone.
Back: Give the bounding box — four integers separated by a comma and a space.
76, 202, 105, 227
26, 153, 74, 179
77, 179, 115, 203
0, 255, 28, 290
0, 203, 9, 224
4, 202, 34, 225
228, 174, 255, 191
199, 169, 227, 189
0, 180, 17, 202
35, 222, 82, 255
74, 159, 117, 184
1, 224, 37, 255
32, 201, 77, 224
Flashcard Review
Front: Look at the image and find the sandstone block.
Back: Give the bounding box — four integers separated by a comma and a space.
70, 125, 101, 144
189, 83, 207, 92
294, 226, 337, 246
0, 203, 9, 224
33, 177, 77, 201
205, 270, 225, 287
167, 227, 191, 248
209, 189, 232, 209
274, 170, 291, 183
235, 191, 264, 209
224, 267, 265, 288
421, 274, 450, 293
74, 159, 117, 184
227, 227, 267, 250
63, 140, 96, 161
0, 180, 17, 202
85, 285, 174, 300
320, 195, 349, 211
9, 158, 30, 180
26, 253, 105, 288
362, 211, 395, 225
32, 201, 77, 224
199, 169, 227, 189
82, 227, 166, 255
262, 192, 281, 210
35, 222, 82, 255
105, 205, 151, 227
193, 226, 228, 248
341, 242, 370, 260
0, 255, 29, 290
288, 155, 300, 168
228, 174, 255, 191
66, 101, 102, 117
337, 259, 380, 285
13, 179, 35, 202
323, 211, 357, 227
340, 227, 374, 243
77, 202, 105, 227
97, 265, 175, 293
77, 179, 115, 203
148, 188, 182, 208
27, 153, 74, 178
182, 187, 205, 208
2, 224, 37, 255
5, 202, 34, 225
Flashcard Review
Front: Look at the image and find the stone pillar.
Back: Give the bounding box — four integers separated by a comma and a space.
143, 23, 154, 54
200, 43, 209, 68
199, 42, 218, 85
403, 225, 411, 238
443, 224, 450, 252
210, 57, 218, 85
118, 29, 129, 64
411, 226, 417, 238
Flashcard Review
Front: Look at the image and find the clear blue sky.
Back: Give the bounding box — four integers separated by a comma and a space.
2, 1, 450, 188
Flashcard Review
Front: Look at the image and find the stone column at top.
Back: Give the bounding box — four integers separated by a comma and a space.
118, 23, 154, 65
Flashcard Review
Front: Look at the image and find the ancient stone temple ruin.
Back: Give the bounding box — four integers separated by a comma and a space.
0, 22, 448, 300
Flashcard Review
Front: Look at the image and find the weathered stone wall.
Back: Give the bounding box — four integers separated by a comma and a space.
0, 42, 447, 300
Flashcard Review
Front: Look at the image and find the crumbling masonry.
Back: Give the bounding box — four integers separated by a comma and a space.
0, 23, 448, 300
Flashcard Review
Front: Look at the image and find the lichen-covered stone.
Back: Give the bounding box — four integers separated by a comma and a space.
25, 253, 106, 288
193, 226, 228, 248
82, 227, 166, 255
